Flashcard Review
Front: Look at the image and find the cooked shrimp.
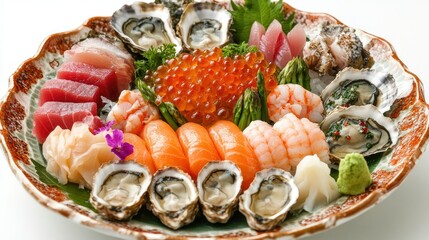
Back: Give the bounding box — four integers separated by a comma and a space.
273, 113, 329, 172
300, 117, 330, 163
267, 84, 324, 123
106, 90, 159, 134
243, 120, 291, 171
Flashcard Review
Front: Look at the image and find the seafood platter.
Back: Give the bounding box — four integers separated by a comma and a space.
1, 0, 428, 239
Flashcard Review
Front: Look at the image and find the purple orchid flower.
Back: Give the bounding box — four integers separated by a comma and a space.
94, 121, 115, 134
105, 129, 134, 160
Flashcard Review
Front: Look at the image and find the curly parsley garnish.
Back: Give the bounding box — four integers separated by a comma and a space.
134, 43, 177, 81
222, 42, 258, 58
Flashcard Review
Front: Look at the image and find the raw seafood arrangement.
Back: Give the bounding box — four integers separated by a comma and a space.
5, 0, 420, 236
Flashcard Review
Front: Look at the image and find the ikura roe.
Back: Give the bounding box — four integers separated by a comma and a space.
153, 48, 277, 125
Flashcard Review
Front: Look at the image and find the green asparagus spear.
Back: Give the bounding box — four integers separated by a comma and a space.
164, 102, 187, 126
238, 89, 253, 130
136, 79, 157, 103
277, 57, 312, 91
158, 102, 179, 130
257, 70, 269, 123
136, 78, 185, 130
249, 90, 262, 121
233, 94, 244, 125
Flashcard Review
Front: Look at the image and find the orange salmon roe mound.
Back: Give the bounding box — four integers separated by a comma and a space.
153, 47, 277, 125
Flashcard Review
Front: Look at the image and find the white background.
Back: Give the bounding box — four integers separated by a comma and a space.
0, 0, 428, 239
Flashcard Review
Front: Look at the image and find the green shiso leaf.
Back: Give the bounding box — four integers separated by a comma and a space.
230, 0, 296, 43
32, 159, 93, 210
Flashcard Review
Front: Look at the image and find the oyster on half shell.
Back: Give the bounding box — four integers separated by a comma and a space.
239, 168, 299, 231
90, 160, 152, 221
177, 1, 232, 50
111, 2, 182, 54
197, 161, 243, 223
147, 167, 199, 229
321, 67, 398, 114
320, 105, 399, 160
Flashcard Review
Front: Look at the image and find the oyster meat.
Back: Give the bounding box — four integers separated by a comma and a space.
197, 161, 243, 223
147, 167, 199, 229
320, 105, 399, 160
111, 2, 182, 53
239, 168, 299, 231
178, 2, 232, 50
321, 67, 398, 114
90, 160, 152, 221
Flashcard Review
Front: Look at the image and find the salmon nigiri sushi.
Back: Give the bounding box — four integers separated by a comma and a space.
123, 133, 156, 174
177, 122, 222, 179
208, 120, 261, 189
141, 120, 190, 174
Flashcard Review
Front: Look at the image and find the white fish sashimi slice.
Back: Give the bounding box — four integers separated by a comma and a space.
248, 21, 265, 47
75, 38, 134, 66
259, 19, 283, 62
274, 33, 292, 69
287, 24, 307, 57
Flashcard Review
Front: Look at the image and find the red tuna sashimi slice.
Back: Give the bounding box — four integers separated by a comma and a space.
64, 38, 134, 93
33, 102, 97, 143
287, 24, 307, 57
57, 62, 118, 100
274, 33, 293, 69
259, 20, 283, 62
248, 21, 265, 47
38, 79, 102, 107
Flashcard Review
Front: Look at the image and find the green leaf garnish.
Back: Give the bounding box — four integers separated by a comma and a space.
222, 42, 258, 58
230, 0, 296, 43
32, 159, 93, 210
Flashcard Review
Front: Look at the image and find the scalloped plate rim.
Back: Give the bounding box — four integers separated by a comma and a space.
1, 5, 429, 240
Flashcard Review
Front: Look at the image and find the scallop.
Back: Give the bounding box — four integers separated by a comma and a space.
90, 160, 152, 221
147, 167, 199, 229
239, 168, 299, 231
177, 1, 232, 50
111, 2, 182, 54
197, 161, 243, 223
320, 105, 399, 161
321, 67, 398, 114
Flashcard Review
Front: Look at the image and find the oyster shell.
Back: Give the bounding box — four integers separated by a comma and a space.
320, 105, 399, 160
90, 160, 152, 221
239, 168, 299, 231
177, 2, 232, 50
197, 161, 243, 223
154, 0, 190, 29
147, 167, 199, 229
111, 2, 182, 54
321, 67, 398, 114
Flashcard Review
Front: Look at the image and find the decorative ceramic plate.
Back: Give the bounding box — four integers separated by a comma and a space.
1, 3, 428, 240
